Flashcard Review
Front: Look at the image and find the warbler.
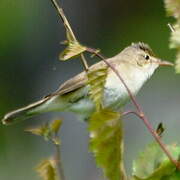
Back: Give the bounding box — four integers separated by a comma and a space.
2, 42, 173, 125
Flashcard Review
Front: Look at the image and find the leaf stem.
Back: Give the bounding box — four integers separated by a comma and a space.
49, 0, 180, 172
54, 143, 65, 180
86, 47, 180, 170
50, 0, 89, 71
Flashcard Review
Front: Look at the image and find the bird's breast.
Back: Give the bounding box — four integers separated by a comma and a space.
104, 67, 148, 109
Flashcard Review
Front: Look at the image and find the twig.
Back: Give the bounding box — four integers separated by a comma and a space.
122, 110, 139, 117
50, 0, 89, 71
86, 47, 180, 170
49, 0, 180, 171
54, 143, 65, 180
80, 54, 89, 71
50, 135, 65, 180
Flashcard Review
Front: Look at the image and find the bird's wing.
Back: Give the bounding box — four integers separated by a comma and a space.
51, 60, 108, 96
57, 71, 87, 95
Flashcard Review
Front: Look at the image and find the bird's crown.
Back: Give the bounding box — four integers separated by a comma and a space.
131, 42, 155, 57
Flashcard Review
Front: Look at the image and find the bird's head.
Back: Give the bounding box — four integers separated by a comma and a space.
120, 42, 173, 77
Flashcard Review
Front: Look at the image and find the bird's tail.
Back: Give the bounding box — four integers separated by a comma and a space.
2, 96, 52, 125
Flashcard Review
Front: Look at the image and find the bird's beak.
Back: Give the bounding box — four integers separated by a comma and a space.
157, 59, 174, 66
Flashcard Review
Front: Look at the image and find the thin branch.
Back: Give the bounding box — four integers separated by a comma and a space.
80, 54, 89, 71
50, 0, 76, 40
50, 0, 89, 71
87, 47, 142, 112
54, 143, 65, 180
122, 110, 139, 117
50, 136, 65, 180
49, 0, 180, 171
86, 47, 180, 170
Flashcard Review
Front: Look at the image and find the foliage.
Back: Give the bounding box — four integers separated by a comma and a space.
87, 67, 108, 110
26, 119, 63, 180
26, 119, 62, 144
3, 0, 180, 180
164, 0, 180, 72
89, 109, 126, 180
28, 1, 180, 180
132, 142, 180, 180
37, 159, 58, 180
60, 40, 86, 61
54, 0, 86, 61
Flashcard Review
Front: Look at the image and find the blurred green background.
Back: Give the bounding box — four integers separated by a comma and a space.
0, 0, 180, 179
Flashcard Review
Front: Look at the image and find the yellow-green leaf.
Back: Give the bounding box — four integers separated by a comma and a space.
87, 67, 108, 110
88, 109, 126, 180
37, 159, 57, 180
59, 42, 86, 60
25, 123, 51, 140
133, 142, 180, 180
50, 119, 62, 134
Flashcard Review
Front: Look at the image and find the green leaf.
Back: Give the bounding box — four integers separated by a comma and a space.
59, 41, 86, 61
87, 67, 108, 110
133, 142, 180, 180
36, 159, 57, 180
54, 3, 87, 61
25, 123, 51, 140
26, 119, 63, 141
89, 109, 126, 180
50, 119, 63, 134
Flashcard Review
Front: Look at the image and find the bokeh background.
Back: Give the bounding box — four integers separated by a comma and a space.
0, 0, 180, 179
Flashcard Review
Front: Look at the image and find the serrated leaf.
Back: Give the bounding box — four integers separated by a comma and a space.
164, 0, 180, 18
58, 6, 87, 61
133, 142, 180, 180
37, 159, 57, 180
87, 67, 108, 110
88, 109, 126, 180
59, 42, 86, 60
50, 119, 62, 134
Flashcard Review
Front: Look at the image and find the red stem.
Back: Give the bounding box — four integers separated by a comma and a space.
86, 47, 180, 170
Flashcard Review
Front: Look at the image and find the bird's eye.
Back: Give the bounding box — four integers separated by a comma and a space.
145, 55, 150, 60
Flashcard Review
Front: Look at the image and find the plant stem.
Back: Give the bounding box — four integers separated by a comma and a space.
49, 0, 180, 171
54, 143, 65, 180
86, 47, 180, 170
50, 0, 89, 71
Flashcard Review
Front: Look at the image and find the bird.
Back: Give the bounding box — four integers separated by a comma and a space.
2, 42, 173, 125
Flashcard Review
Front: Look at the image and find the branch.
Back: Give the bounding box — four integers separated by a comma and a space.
54, 143, 65, 180
49, 0, 180, 171
50, 0, 89, 71
86, 47, 180, 170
